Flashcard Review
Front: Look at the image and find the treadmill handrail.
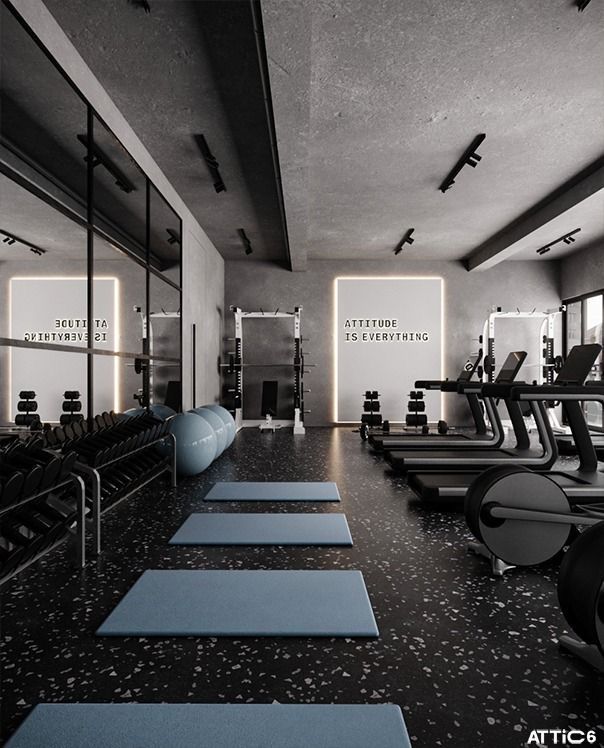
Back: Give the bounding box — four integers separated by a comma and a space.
414, 380, 449, 390
481, 382, 528, 398
512, 385, 604, 402
457, 382, 484, 394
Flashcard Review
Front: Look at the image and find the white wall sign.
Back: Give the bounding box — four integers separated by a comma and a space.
9, 277, 119, 421
334, 277, 443, 423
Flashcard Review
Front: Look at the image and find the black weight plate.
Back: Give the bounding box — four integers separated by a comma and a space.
558, 522, 604, 651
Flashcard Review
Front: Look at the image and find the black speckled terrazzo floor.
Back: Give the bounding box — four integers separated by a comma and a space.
1, 428, 603, 747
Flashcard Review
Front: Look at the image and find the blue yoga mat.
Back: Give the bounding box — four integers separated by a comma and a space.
97, 569, 378, 637
204, 481, 341, 502
6, 703, 411, 748
169, 513, 353, 546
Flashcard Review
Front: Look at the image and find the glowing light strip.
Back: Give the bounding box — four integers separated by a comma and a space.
113, 278, 121, 411
333, 276, 445, 424
7, 276, 120, 420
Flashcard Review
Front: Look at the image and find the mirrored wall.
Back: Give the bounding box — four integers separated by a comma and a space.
0, 0, 182, 426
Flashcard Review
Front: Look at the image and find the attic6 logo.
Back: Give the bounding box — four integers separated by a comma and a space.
527, 729, 598, 745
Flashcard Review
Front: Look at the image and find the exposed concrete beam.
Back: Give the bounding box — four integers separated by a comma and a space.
261, 0, 311, 272
464, 155, 604, 271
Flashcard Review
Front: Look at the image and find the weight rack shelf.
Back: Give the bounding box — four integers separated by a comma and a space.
75, 433, 177, 555
0, 474, 86, 587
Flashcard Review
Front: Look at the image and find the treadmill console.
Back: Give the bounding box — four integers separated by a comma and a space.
555, 344, 602, 386
458, 352, 482, 382
495, 351, 527, 383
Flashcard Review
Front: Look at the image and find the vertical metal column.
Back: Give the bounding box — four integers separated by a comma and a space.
86, 107, 94, 420
293, 306, 306, 434
232, 307, 243, 431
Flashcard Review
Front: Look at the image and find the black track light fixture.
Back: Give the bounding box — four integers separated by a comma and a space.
535, 228, 581, 256
127, 0, 151, 13
195, 134, 226, 194
577, 0, 592, 11
394, 228, 415, 255
166, 228, 181, 245
237, 228, 253, 255
439, 134, 486, 193
0, 230, 47, 256
77, 134, 136, 193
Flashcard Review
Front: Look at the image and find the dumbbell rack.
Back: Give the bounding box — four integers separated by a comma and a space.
0, 473, 86, 587
75, 432, 177, 556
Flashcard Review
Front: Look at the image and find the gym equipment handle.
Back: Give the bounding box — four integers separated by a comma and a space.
489, 504, 601, 527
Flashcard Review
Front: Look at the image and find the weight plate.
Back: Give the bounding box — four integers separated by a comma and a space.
465, 465, 530, 541
469, 467, 571, 566
558, 522, 604, 651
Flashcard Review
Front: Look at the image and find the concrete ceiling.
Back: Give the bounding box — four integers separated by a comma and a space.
261, 0, 604, 267
41, 0, 289, 264
3, 0, 604, 271
479, 188, 604, 262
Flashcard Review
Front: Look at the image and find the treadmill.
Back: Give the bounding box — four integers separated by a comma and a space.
506, 368, 604, 503
371, 351, 525, 452
554, 381, 604, 457
407, 344, 603, 503
384, 351, 559, 472
369, 352, 487, 449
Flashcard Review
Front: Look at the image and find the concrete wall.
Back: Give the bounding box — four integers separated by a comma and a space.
7, 0, 225, 410
560, 244, 604, 301
225, 259, 561, 426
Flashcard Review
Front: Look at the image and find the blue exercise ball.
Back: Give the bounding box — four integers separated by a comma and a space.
190, 408, 227, 457
161, 412, 217, 476
201, 404, 236, 448
149, 404, 176, 420
120, 407, 146, 418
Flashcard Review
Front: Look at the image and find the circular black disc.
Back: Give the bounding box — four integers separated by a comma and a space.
476, 470, 571, 567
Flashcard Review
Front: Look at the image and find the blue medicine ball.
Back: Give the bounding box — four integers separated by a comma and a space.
162, 412, 217, 476
190, 408, 227, 457
149, 404, 177, 420
201, 404, 236, 448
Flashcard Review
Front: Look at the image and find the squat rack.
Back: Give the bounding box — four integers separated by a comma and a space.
481, 309, 563, 384
481, 307, 566, 431
224, 306, 309, 434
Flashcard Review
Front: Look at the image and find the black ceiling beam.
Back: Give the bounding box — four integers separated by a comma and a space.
77, 134, 137, 193
394, 228, 415, 255
535, 228, 581, 256
439, 134, 486, 193
194, 134, 226, 194
577, 0, 592, 11
0, 229, 47, 256
237, 228, 253, 255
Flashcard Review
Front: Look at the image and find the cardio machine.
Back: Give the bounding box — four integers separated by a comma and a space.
384, 350, 562, 473
372, 351, 525, 452
406, 344, 602, 504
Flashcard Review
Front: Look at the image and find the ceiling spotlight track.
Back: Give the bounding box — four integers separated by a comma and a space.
535, 228, 581, 256
577, 0, 592, 11
195, 134, 226, 194
394, 228, 415, 255
166, 228, 181, 245
0, 229, 47, 256
237, 228, 253, 255
439, 133, 486, 193
77, 134, 136, 193
127, 0, 151, 13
